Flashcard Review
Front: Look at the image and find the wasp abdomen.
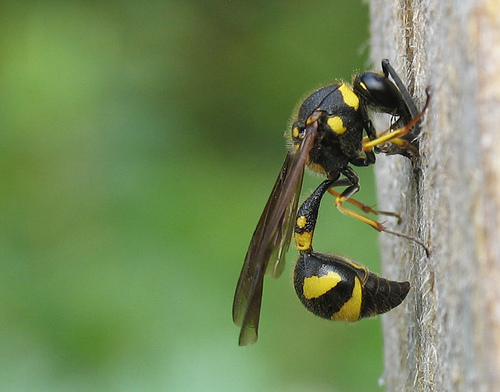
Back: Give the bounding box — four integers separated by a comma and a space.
360, 272, 410, 317
294, 250, 410, 321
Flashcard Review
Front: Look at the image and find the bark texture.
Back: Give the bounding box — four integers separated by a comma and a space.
369, 0, 500, 391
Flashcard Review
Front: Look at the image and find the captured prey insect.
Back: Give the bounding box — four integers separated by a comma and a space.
232, 59, 429, 345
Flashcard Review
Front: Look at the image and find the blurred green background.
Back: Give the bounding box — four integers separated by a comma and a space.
0, 1, 388, 391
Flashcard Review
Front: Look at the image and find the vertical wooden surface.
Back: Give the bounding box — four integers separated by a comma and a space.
369, 0, 500, 391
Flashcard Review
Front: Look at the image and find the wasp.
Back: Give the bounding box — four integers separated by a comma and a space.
233, 59, 429, 345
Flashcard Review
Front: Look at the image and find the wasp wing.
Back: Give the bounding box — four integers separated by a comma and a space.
232, 126, 317, 345
266, 166, 303, 279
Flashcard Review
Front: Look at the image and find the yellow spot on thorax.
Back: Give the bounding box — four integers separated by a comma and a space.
338, 83, 359, 110
303, 271, 341, 299
332, 276, 362, 321
327, 116, 347, 134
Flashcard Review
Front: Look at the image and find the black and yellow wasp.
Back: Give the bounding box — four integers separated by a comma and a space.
233, 59, 429, 346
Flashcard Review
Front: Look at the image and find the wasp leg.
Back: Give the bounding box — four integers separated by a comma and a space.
327, 187, 401, 220
363, 89, 430, 151
333, 167, 430, 255
363, 125, 419, 156
332, 167, 387, 230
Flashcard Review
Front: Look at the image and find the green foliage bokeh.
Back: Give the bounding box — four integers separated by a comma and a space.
0, 1, 388, 391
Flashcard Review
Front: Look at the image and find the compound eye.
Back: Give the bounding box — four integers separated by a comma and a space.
353, 72, 402, 112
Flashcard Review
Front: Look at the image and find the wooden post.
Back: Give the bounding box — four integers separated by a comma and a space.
369, 0, 500, 390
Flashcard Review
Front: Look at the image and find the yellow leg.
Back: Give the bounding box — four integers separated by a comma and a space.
327, 188, 400, 220
363, 93, 430, 151
333, 193, 388, 232
330, 184, 430, 256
